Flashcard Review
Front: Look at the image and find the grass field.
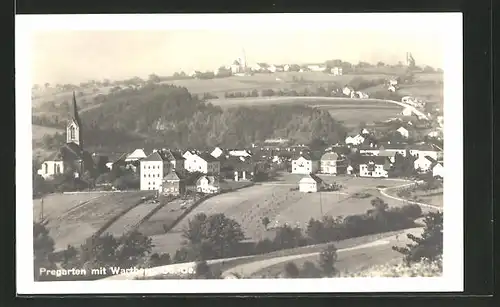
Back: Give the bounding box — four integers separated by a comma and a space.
34, 191, 153, 250
148, 175, 407, 255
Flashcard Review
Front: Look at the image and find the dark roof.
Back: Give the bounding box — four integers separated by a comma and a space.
408, 143, 438, 151
161, 149, 185, 161
321, 152, 339, 161
424, 155, 438, 164
378, 150, 398, 157
198, 152, 219, 163
163, 171, 181, 181
60, 143, 85, 161
142, 151, 163, 162
379, 144, 408, 150
359, 156, 389, 165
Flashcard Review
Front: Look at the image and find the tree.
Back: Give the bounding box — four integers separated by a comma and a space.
148, 74, 161, 83
319, 244, 338, 277
262, 216, 270, 230
33, 222, 56, 280
80, 233, 120, 269
116, 230, 153, 267
284, 262, 300, 278
182, 213, 245, 259
61, 244, 79, 269
393, 211, 443, 264
377, 61, 385, 67
300, 261, 323, 278
148, 253, 171, 267
273, 225, 307, 249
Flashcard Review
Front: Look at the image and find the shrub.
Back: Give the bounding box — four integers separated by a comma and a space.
284, 262, 300, 278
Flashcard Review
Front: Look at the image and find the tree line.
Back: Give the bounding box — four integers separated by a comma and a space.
33, 196, 442, 280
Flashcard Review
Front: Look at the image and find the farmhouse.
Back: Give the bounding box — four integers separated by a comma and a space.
307, 64, 326, 72
378, 144, 408, 157
162, 171, 184, 196
359, 156, 390, 178
378, 150, 398, 163
358, 144, 380, 156
298, 174, 324, 193
342, 86, 354, 97
413, 155, 437, 173
37, 92, 94, 179
228, 149, 252, 158
291, 153, 320, 175
184, 152, 220, 174
320, 152, 345, 175
196, 175, 220, 194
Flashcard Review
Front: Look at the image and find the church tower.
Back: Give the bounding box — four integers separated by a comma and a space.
66, 91, 83, 149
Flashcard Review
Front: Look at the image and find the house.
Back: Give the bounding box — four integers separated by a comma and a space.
139, 151, 169, 191
251, 63, 269, 72
37, 92, 94, 179
220, 156, 255, 181
359, 156, 390, 178
320, 152, 345, 175
183, 150, 198, 160
396, 127, 409, 139
228, 149, 252, 158
378, 150, 398, 163
267, 64, 277, 73
408, 143, 441, 160
343, 86, 354, 97
345, 134, 366, 146
378, 144, 408, 157
291, 153, 320, 174
189, 71, 201, 78
358, 144, 380, 156
299, 174, 324, 193
352, 91, 369, 99
184, 152, 220, 174
274, 65, 285, 72
432, 163, 444, 178
162, 171, 184, 196
414, 155, 436, 173
125, 148, 147, 162
283, 64, 291, 72
389, 79, 398, 86
196, 175, 220, 194
210, 147, 225, 159
160, 149, 186, 172
388, 85, 397, 92
330, 67, 343, 76
105, 153, 128, 171
307, 64, 326, 72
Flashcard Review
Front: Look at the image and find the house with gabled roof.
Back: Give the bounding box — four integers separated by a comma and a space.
396, 126, 410, 139
408, 143, 442, 160
291, 152, 321, 175
359, 156, 390, 178
320, 152, 345, 175
432, 162, 444, 178
184, 152, 221, 174
413, 155, 437, 173
125, 148, 147, 162
196, 175, 220, 194
162, 171, 184, 196
299, 174, 325, 193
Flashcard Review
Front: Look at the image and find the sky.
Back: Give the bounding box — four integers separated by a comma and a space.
32, 27, 445, 85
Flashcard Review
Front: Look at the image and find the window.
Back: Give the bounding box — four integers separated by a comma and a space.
148, 174, 150, 177
70, 126, 76, 140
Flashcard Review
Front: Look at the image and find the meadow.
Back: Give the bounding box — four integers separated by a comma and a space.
34, 191, 153, 251
147, 175, 407, 255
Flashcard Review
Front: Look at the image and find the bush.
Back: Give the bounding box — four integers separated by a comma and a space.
284, 262, 300, 278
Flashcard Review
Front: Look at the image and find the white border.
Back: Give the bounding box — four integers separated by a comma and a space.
16, 13, 463, 294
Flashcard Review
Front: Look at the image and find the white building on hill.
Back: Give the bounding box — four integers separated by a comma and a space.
298, 174, 324, 193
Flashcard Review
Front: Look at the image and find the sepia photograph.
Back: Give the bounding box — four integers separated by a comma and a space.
16, 13, 463, 294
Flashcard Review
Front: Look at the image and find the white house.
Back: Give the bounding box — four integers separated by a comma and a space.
125, 148, 147, 162
211, 147, 224, 159
345, 134, 365, 146
140, 152, 167, 191
267, 65, 277, 73
408, 144, 441, 160
307, 64, 326, 72
396, 127, 410, 138
358, 144, 381, 156
320, 152, 344, 175
298, 174, 324, 193
378, 150, 398, 163
378, 144, 408, 157
359, 156, 390, 178
184, 152, 220, 174
432, 163, 444, 178
343, 86, 354, 97
228, 150, 252, 158
413, 155, 436, 173
183, 150, 198, 160
283, 64, 291, 72
330, 67, 343, 76
196, 175, 220, 194
388, 85, 397, 92
291, 153, 320, 175
37, 159, 65, 179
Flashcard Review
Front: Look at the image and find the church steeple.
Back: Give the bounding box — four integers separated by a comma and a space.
66, 91, 83, 149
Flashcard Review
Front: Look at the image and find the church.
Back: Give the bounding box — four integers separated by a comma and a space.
37, 92, 94, 179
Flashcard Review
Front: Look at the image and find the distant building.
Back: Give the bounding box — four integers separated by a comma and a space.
210, 147, 225, 159
402, 107, 414, 116
291, 153, 320, 175
228, 150, 252, 158
432, 163, 444, 178
196, 175, 220, 194
298, 174, 324, 193
184, 152, 220, 174
414, 155, 436, 173
162, 171, 184, 196
320, 152, 345, 175
330, 67, 343, 76
125, 148, 147, 162
359, 156, 390, 178
345, 134, 365, 146
396, 127, 410, 139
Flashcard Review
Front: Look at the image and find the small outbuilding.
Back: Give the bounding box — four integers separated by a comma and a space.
298, 174, 324, 193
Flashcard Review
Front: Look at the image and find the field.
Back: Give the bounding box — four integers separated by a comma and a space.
148, 175, 408, 255
34, 191, 153, 250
